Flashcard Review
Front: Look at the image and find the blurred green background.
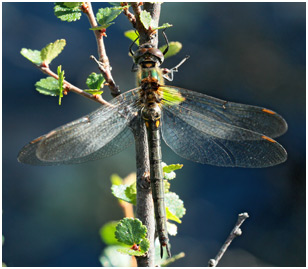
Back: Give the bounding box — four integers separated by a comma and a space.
3, 2, 305, 266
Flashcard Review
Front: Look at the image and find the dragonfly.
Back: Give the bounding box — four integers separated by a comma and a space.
18, 32, 288, 259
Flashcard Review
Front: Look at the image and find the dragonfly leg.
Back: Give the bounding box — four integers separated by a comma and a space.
162, 55, 190, 81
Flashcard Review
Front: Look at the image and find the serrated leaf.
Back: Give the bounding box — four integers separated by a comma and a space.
125, 183, 137, 205
20, 48, 42, 65
99, 221, 121, 246
35, 77, 60, 96
57, 65, 65, 105
164, 171, 176, 180
54, 2, 82, 22
124, 30, 139, 46
99, 245, 132, 267
140, 10, 152, 30
165, 192, 186, 223
163, 163, 183, 173
110, 174, 123, 186
167, 221, 178, 236
63, 2, 82, 8
111, 184, 132, 203
164, 180, 170, 193
139, 238, 150, 252
153, 22, 173, 30
109, 2, 124, 6
41, 39, 66, 65
159, 41, 182, 59
115, 218, 147, 246
95, 7, 124, 29
86, 72, 105, 90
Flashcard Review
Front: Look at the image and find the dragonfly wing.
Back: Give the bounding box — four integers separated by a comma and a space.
161, 107, 287, 168
18, 88, 140, 165
18, 126, 134, 165
161, 86, 288, 138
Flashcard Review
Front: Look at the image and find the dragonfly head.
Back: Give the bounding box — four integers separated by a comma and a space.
134, 43, 164, 68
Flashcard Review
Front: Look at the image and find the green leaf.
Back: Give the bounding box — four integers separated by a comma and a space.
57, 65, 65, 105
167, 221, 178, 236
164, 171, 176, 180
159, 41, 182, 59
20, 48, 42, 65
164, 180, 170, 193
99, 245, 132, 267
99, 221, 122, 246
124, 30, 139, 46
35, 77, 60, 96
163, 163, 183, 173
109, 2, 125, 6
165, 192, 186, 223
115, 218, 147, 245
41, 39, 66, 65
140, 10, 152, 30
153, 22, 173, 30
163, 163, 183, 180
111, 184, 132, 203
86, 72, 105, 90
54, 2, 82, 22
125, 183, 137, 205
93, 7, 124, 30
110, 174, 123, 186
63, 2, 82, 8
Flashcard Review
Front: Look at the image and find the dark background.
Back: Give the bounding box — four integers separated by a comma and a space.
3, 2, 305, 267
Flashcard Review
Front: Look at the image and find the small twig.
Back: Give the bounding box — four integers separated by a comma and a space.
160, 252, 185, 267
208, 212, 249, 267
83, 2, 120, 97
39, 64, 112, 107
122, 3, 136, 27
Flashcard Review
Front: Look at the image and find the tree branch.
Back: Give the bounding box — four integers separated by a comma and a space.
39, 64, 112, 106
83, 2, 120, 97
127, 2, 162, 267
208, 212, 250, 267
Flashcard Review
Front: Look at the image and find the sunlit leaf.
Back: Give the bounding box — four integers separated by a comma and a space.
124, 30, 139, 45
54, 2, 82, 22
165, 192, 186, 223
115, 218, 147, 245
35, 77, 59, 96
99, 245, 132, 267
41, 39, 66, 65
20, 48, 42, 65
57, 65, 65, 105
159, 41, 182, 59
140, 10, 152, 30
86, 72, 105, 90
99, 221, 122, 246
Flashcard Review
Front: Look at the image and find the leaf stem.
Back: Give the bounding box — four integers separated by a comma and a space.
208, 212, 250, 267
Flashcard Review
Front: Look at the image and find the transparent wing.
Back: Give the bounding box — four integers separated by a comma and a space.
18, 88, 140, 165
161, 86, 287, 168
161, 86, 288, 138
